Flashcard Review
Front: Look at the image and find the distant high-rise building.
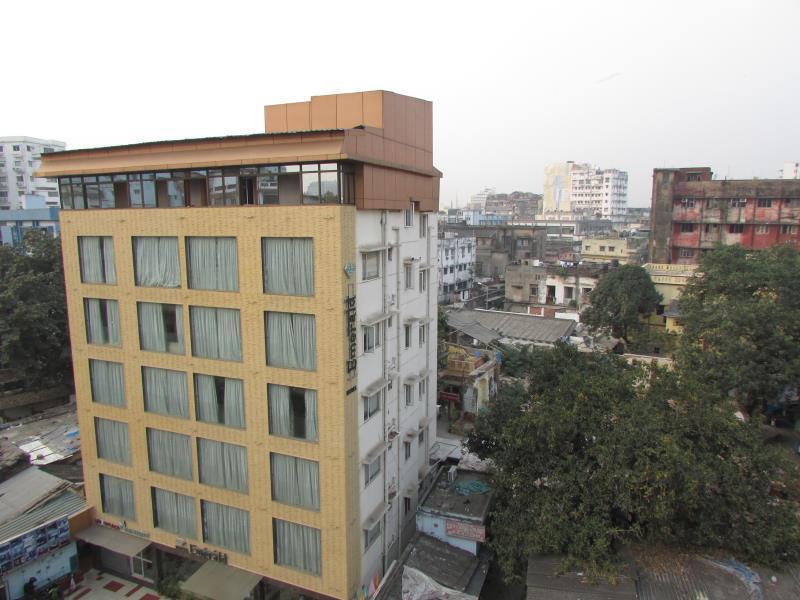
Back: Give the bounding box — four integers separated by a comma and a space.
781, 162, 799, 179
542, 161, 628, 221
0, 137, 66, 210
467, 187, 495, 210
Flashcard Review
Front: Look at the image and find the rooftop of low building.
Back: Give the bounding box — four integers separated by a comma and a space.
419, 468, 493, 522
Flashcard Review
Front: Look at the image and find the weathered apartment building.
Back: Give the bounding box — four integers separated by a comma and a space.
39, 91, 440, 600
440, 223, 547, 278
649, 167, 800, 264
437, 232, 475, 303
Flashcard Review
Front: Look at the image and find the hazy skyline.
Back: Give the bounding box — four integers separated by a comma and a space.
2, 0, 797, 209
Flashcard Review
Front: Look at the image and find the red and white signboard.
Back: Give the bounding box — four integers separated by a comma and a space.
445, 519, 486, 542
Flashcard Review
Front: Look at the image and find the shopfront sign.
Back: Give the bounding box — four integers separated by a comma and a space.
175, 538, 228, 564
96, 519, 150, 540
445, 519, 485, 542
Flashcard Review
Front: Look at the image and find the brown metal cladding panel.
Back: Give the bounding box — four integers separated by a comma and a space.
382, 92, 400, 144
285, 102, 311, 132
362, 91, 384, 129
414, 148, 426, 171
372, 167, 386, 202
423, 102, 433, 152
335, 93, 364, 129
264, 104, 288, 133
310, 95, 337, 131
413, 99, 425, 150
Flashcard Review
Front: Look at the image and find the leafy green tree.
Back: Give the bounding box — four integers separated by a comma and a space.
582, 265, 661, 342
677, 244, 800, 416
467, 344, 800, 581
0, 230, 70, 387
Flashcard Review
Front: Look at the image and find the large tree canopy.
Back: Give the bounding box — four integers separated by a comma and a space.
677, 244, 800, 416
581, 264, 661, 342
0, 230, 70, 386
467, 344, 800, 580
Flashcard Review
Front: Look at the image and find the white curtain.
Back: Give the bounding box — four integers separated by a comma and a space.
100, 474, 135, 520
134, 237, 180, 287
147, 428, 192, 480
194, 374, 245, 428
268, 385, 318, 441
94, 417, 130, 465
190, 307, 242, 361
79, 236, 116, 284
142, 366, 188, 418
202, 500, 250, 554
270, 453, 320, 510
266, 312, 316, 370
273, 518, 321, 575
89, 359, 125, 407
85, 299, 120, 345
262, 238, 314, 296
153, 487, 196, 538
138, 302, 183, 354
197, 438, 248, 493
187, 237, 238, 291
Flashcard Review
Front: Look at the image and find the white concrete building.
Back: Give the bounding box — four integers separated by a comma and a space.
781, 162, 799, 179
437, 232, 476, 303
355, 206, 438, 580
543, 161, 628, 222
0, 137, 66, 210
467, 187, 494, 211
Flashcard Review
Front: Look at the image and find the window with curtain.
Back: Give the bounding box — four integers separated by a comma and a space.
362, 323, 380, 353
152, 487, 196, 538
190, 307, 242, 361
273, 518, 321, 575
270, 453, 320, 510
197, 438, 248, 493
363, 455, 380, 488
89, 359, 125, 407
142, 366, 188, 418
194, 374, 245, 428
265, 312, 316, 370
202, 500, 250, 554
261, 237, 314, 296
94, 417, 130, 465
133, 236, 180, 287
361, 251, 380, 281
267, 384, 318, 442
100, 473, 135, 520
186, 237, 239, 291
138, 302, 184, 354
147, 428, 192, 480
78, 236, 116, 284
363, 390, 381, 422
84, 298, 121, 346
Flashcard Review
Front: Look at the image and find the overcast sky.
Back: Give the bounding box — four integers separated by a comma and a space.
3, 0, 798, 207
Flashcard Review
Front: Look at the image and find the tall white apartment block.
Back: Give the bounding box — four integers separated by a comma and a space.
569, 163, 627, 220
0, 137, 66, 209
437, 232, 476, 303
781, 162, 800, 179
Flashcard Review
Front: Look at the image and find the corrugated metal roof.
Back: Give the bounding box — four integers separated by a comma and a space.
0, 467, 65, 522
0, 490, 86, 543
447, 309, 575, 344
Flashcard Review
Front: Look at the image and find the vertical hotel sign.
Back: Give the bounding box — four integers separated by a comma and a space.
344, 271, 357, 375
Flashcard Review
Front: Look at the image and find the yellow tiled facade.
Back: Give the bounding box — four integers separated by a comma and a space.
62, 205, 360, 599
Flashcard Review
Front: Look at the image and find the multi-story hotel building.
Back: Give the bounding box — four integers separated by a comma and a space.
38, 91, 440, 600
649, 167, 800, 264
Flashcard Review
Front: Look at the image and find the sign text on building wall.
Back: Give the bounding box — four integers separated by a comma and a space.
445, 519, 486, 542
345, 295, 357, 373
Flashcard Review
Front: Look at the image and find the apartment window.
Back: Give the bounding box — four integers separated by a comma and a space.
100, 474, 135, 520
197, 438, 248, 493
404, 324, 411, 349
419, 324, 427, 346
404, 263, 413, 289
730, 198, 747, 207
729, 224, 744, 234
608, 246, 616, 252
404, 496, 412, 516
263, 237, 314, 296
363, 323, 381, 353
678, 248, 695, 258
89, 359, 125, 407
202, 500, 250, 554
152, 487, 196, 538
419, 429, 425, 445
361, 251, 380, 281
404, 441, 412, 461
704, 223, 718, 233
404, 383, 413, 406
270, 453, 320, 510
419, 213, 428, 238
146, 428, 192, 479
194, 374, 245, 428
404, 205, 414, 227
133, 237, 180, 287
190, 306, 242, 361
419, 269, 428, 292
94, 417, 130, 465
268, 384, 318, 441
142, 366, 189, 418
584, 245, 590, 251
12, 145, 19, 152
364, 455, 381, 487
273, 518, 321, 575
364, 521, 381, 552
84, 299, 121, 346
419, 377, 427, 399
387, 247, 393, 261
186, 237, 238, 291
680, 223, 695, 233
781, 225, 798, 235
26, 145, 32, 152
138, 302, 184, 354
756, 225, 769, 234
680, 198, 695, 208
757, 198, 772, 208
265, 312, 317, 370
363, 390, 381, 421
78, 236, 116, 284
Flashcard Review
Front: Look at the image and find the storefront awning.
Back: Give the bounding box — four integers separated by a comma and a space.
180, 560, 262, 600
75, 524, 150, 557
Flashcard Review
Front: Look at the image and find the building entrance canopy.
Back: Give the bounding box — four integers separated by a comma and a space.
75, 524, 150, 557
180, 559, 262, 600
